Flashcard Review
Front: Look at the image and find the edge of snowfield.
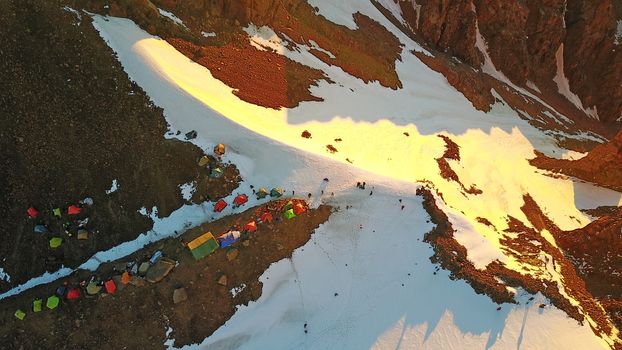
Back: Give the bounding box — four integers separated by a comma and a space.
84, 4, 619, 349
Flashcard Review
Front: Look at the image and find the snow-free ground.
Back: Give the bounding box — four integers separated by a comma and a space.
3, 2, 618, 348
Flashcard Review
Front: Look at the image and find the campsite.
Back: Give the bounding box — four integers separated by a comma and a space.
0, 198, 331, 349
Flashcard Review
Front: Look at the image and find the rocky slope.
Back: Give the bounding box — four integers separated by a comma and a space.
530, 130, 622, 192
392, 0, 622, 125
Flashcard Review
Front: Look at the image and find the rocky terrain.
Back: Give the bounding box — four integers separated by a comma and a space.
531, 130, 622, 192
0, 0, 240, 293
391, 0, 622, 124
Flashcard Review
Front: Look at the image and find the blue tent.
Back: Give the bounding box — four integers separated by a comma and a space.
217, 230, 241, 248
34, 225, 48, 234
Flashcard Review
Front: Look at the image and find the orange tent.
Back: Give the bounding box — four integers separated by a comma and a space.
293, 202, 306, 215
244, 221, 257, 233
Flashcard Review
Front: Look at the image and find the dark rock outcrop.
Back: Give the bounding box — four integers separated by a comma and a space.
394, 0, 622, 124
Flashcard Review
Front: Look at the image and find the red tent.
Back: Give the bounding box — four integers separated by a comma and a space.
67, 288, 81, 300
27, 207, 39, 218
260, 212, 273, 224
104, 279, 116, 294
244, 221, 257, 233
68, 205, 81, 215
233, 194, 248, 206
293, 202, 306, 215
214, 199, 227, 212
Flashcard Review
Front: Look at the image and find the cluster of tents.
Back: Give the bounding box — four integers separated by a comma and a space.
213, 187, 284, 213
14, 249, 176, 321
189, 199, 308, 261
27, 198, 94, 248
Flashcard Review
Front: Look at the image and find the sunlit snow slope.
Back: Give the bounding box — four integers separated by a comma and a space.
89, 1, 621, 348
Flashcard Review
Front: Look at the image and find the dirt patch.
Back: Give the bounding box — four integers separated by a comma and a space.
167, 36, 327, 109
0, 200, 332, 349
0, 0, 239, 293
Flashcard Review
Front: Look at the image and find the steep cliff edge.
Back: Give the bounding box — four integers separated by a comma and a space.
392, 0, 622, 124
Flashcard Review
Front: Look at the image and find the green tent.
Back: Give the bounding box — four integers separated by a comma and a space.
284, 208, 296, 220
50, 237, 62, 248
53, 208, 61, 218
46, 295, 60, 310
33, 299, 43, 312
256, 187, 269, 199
188, 232, 219, 260
270, 187, 283, 197
14, 309, 26, 320
86, 282, 102, 296
282, 201, 293, 212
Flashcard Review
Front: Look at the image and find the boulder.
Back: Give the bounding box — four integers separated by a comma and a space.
173, 287, 188, 304
145, 258, 176, 283
226, 248, 239, 261
218, 274, 228, 286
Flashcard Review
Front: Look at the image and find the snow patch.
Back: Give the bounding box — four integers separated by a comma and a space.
105, 179, 119, 194
201, 31, 216, 38
308, 39, 336, 59
615, 20, 622, 45
0, 267, 73, 300
179, 182, 196, 201
62, 6, 82, 25
243, 24, 285, 53
526, 80, 541, 93
164, 326, 175, 349
0, 267, 10, 283
553, 44, 599, 119
230, 284, 247, 298
158, 8, 187, 29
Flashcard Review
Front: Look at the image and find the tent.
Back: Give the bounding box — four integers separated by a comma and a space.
282, 201, 293, 212
27, 207, 39, 218
233, 194, 248, 206
256, 187, 269, 199
217, 230, 241, 248
284, 209, 296, 220
104, 279, 116, 294
293, 202, 306, 215
53, 208, 62, 218
121, 271, 130, 285
86, 282, 102, 295
214, 143, 225, 156
214, 199, 227, 212
260, 211, 273, 224
68, 205, 81, 215
244, 221, 257, 233
56, 285, 66, 297
270, 187, 284, 197
67, 288, 81, 300
33, 299, 42, 312
50, 237, 63, 248
188, 232, 219, 260
46, 295, 60, 310
34, 225, 48, 234
77, 229, 88, 240
198, 155, 210, 167
210, 167, 223, 178
15, 309, 26, 320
